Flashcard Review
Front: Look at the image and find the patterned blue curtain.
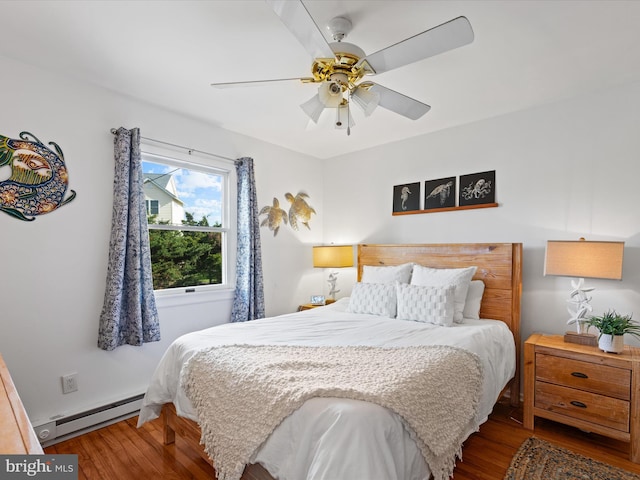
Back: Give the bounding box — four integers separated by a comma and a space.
98, 127, 160, 350
230, 157, 265, 322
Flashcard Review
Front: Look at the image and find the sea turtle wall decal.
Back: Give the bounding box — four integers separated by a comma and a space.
259, 191, 316, 236
285, 191, 315, 231
0, 131, 76, 221
259, 197, 288, 236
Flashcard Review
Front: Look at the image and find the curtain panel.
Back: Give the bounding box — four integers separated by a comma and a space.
230, 157, 265, 322
98, 127, 160, 350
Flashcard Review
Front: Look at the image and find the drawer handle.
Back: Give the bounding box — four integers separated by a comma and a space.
571, 372, 588, 379
570, 400, 587, 409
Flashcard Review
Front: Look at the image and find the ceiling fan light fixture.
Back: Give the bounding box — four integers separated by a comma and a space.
351, 86, 380, 116
300, 94, 325, 123
318, 81, 344, 108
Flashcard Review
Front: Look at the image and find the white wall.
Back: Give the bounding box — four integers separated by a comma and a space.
0, 55, 321, 425
323, 80, 640, 360
3, 52, 640, 428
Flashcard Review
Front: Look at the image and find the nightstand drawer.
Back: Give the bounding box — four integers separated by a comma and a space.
536, 353, 631, 400
535, 381, 630, 432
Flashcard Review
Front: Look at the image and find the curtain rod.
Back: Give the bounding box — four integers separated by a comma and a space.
110, 128, 236, 163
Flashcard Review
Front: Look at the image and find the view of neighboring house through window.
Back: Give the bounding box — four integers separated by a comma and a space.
142, 154, 228, 292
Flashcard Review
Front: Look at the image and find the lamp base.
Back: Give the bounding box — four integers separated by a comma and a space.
564, 331, 598, 346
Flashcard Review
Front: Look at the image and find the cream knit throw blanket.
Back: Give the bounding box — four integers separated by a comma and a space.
183, 344, 483, 480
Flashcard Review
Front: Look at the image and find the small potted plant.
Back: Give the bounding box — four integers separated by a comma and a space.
587, 310, 640, 353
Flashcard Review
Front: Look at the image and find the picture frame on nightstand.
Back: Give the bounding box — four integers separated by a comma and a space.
310, 295, 326, 306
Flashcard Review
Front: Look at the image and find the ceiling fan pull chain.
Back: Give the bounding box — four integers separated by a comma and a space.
347, 93, 351, 136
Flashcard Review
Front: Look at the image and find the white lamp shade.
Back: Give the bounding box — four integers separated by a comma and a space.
351, 86, 380, 116
300, 94, 325, 123
544, 240, 624, 280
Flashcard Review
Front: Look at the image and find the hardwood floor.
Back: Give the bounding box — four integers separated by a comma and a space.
45, 398, 640, 479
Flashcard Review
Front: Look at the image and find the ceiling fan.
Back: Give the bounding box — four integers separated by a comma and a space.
212, 0, 474, 134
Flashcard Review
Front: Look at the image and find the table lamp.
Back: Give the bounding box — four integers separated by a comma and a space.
313, 245, 354, 300
544, 238, 624, 344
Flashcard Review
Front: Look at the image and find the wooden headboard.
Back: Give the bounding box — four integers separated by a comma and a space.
357, 243, 523, 404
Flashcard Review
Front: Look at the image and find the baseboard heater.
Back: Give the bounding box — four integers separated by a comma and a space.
33, 393, 145, 447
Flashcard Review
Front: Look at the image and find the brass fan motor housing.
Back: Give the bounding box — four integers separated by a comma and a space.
304, 45, 374, 94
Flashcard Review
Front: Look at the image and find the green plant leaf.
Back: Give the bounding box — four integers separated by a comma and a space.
587, 310, 639, 339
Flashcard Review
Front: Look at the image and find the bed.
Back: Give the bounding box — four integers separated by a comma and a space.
138, 243, 522, 480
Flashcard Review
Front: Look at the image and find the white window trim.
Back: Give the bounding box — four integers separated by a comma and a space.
140, 148, 236, 299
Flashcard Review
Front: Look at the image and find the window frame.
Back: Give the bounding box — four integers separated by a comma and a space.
141, 150, 232, 297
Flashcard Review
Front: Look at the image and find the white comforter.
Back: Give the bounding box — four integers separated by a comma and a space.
138, 298, 516, 480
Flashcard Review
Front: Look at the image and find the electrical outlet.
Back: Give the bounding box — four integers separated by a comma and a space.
61, 373, 78, 394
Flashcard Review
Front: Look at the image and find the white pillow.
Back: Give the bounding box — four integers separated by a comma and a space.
463, 280, 485, 320
396, 283, 455, 326
346, 282, 397, 317
361, 263, 413, 284
410, 265, 477, 323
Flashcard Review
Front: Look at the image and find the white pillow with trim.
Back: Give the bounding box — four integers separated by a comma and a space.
410, 265, 477, 323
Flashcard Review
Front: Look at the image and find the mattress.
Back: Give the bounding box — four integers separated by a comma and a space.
138, 298, 516, 480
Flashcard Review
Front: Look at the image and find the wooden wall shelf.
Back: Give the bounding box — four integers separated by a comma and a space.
392, 202, 499, 216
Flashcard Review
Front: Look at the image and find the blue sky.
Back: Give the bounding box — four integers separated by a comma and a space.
142, 159, 223, 225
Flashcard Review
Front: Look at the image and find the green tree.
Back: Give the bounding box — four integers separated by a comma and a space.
148, 212, 222, 290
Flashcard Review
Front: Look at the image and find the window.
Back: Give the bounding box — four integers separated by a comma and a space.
146, 199, 159, 216
142, 153, 229, 293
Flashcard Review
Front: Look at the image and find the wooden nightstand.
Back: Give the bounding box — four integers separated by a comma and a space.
524, 333, 640, 463
297, 299, 336, 311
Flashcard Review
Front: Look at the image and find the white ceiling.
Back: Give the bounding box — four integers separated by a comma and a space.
2, 1, 640, 159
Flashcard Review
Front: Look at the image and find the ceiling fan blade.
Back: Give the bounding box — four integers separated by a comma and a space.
266, 0, 335, 60
368, 83, 431, 120
360, 16, 474, 75
211, 78, 309, 88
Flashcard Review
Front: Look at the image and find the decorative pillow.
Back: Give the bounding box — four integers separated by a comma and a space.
361, 263, 413, 284
463, 280, 485, 320
410, 265, 477, 323
396, 283, 455, 326
346, 282, 397, 317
